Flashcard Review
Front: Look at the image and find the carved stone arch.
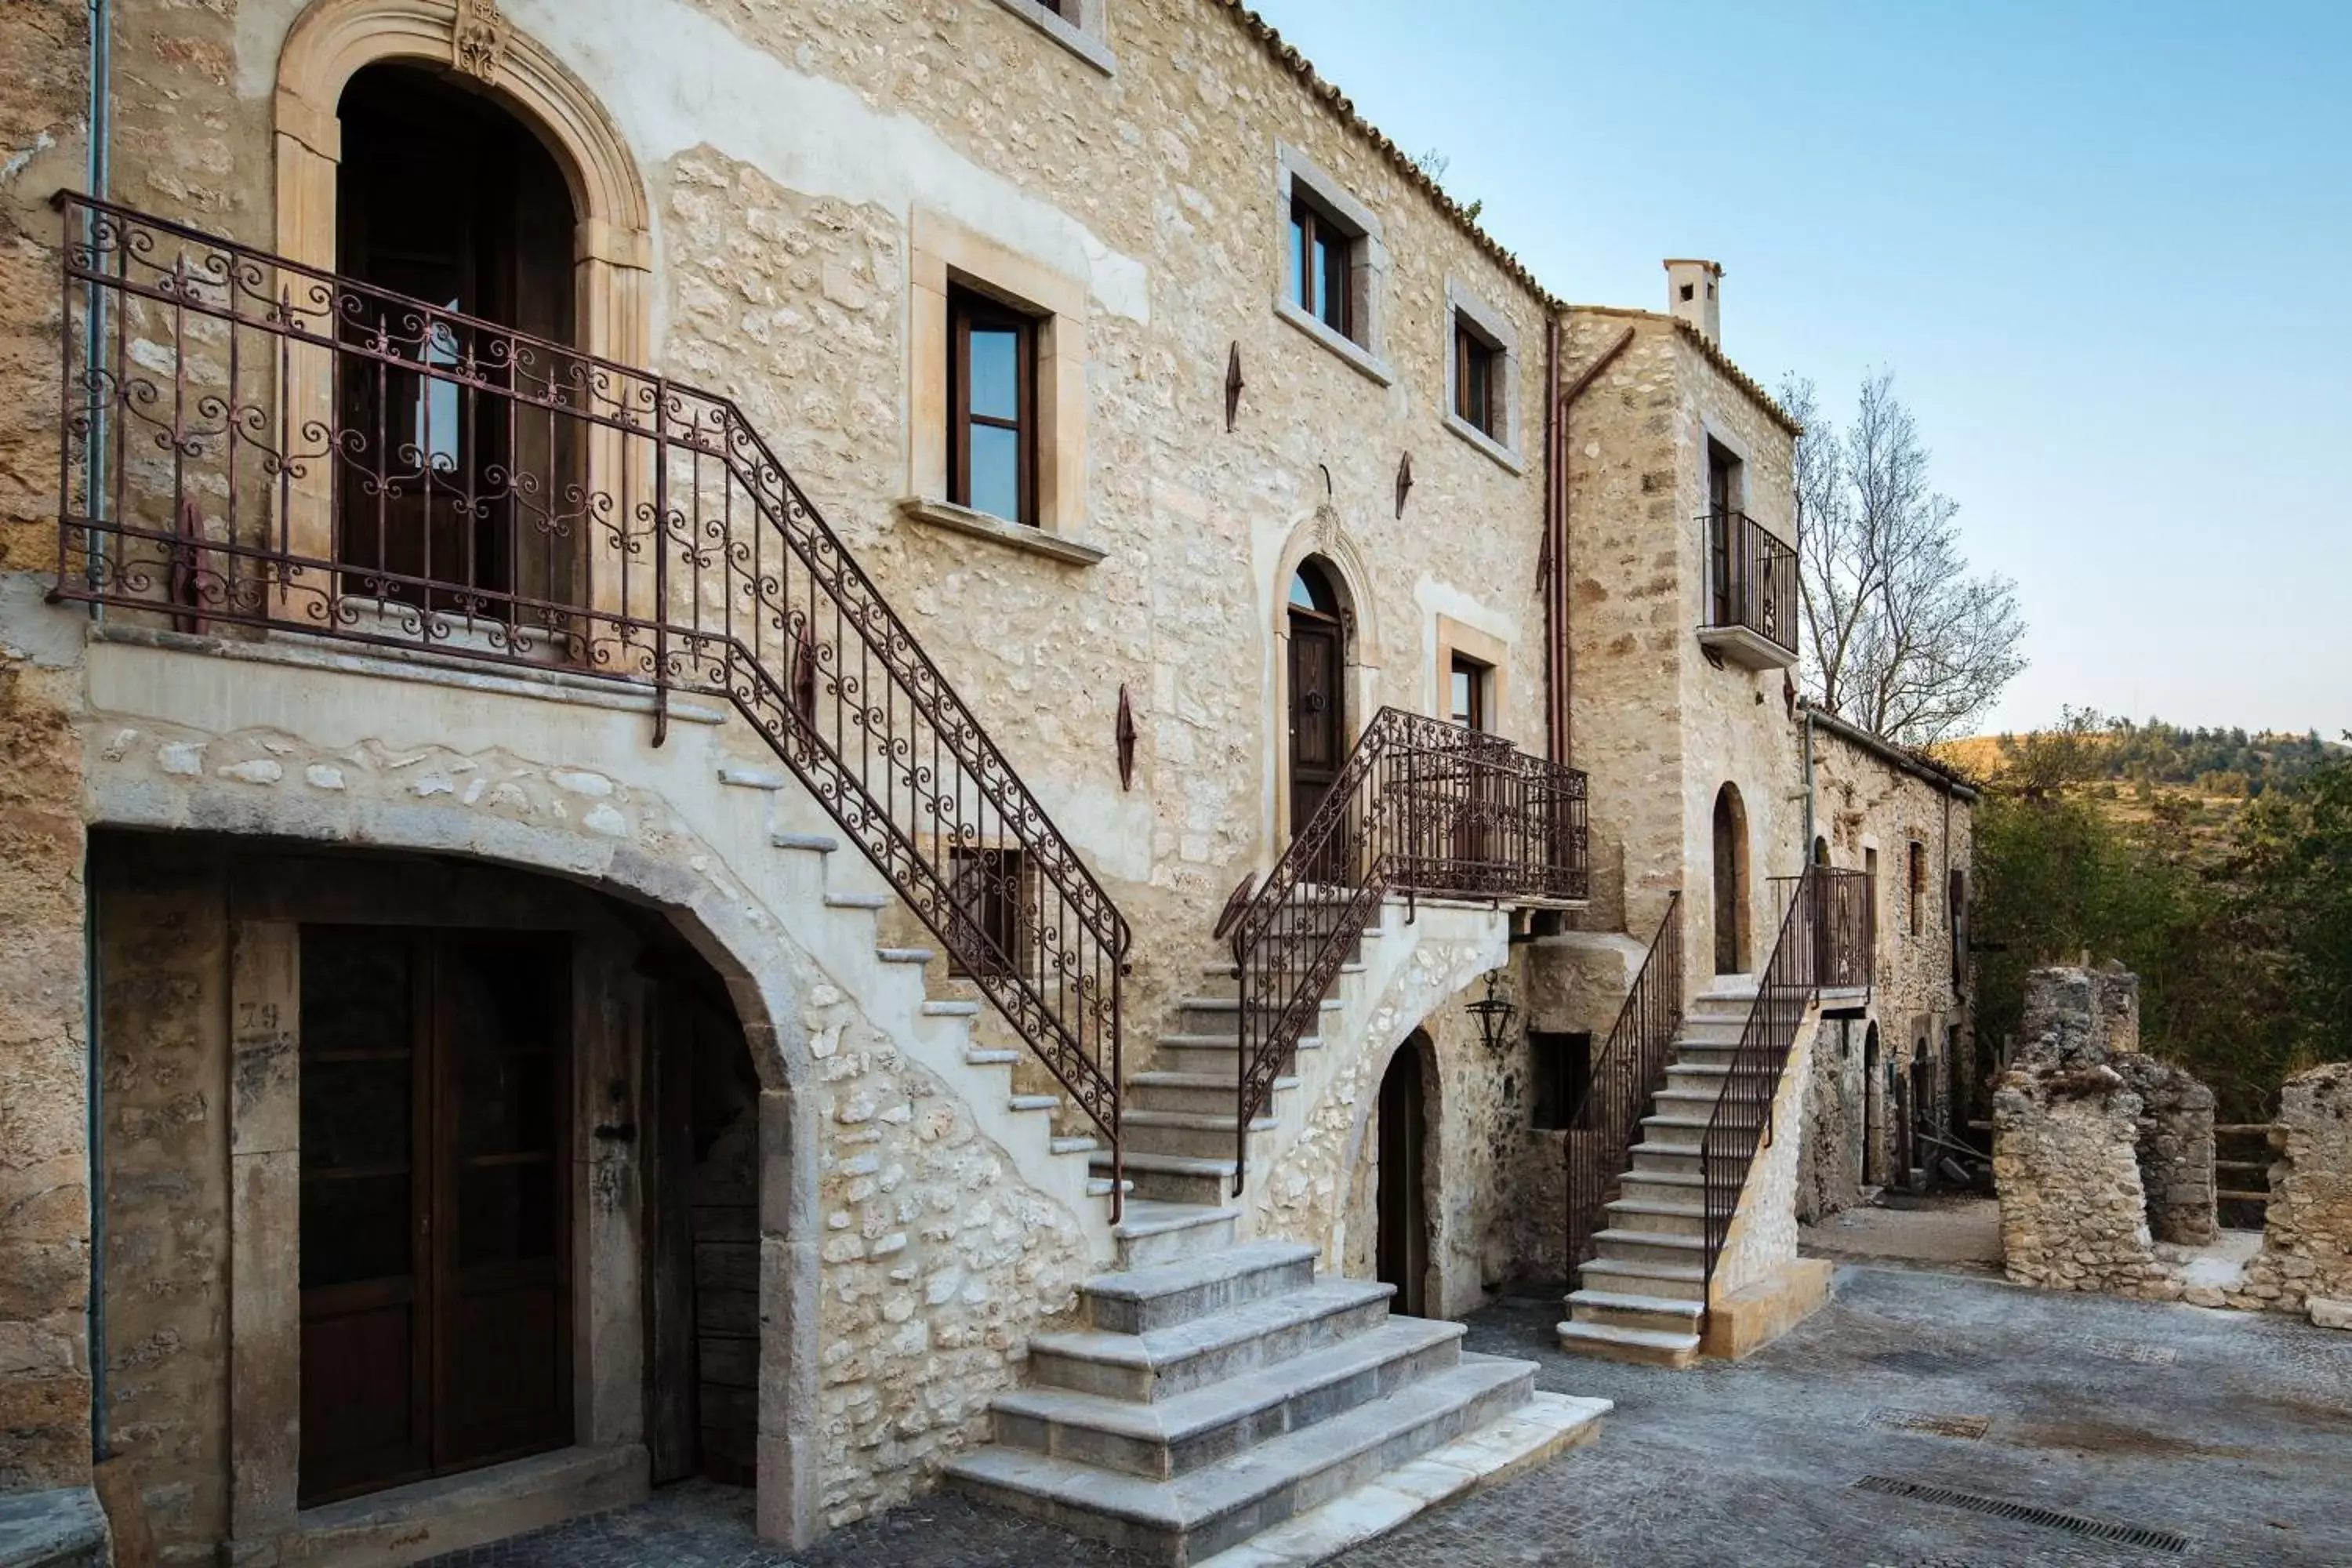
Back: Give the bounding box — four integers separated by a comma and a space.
1272, 511, 1385, 671
1269, 512, 1385, 847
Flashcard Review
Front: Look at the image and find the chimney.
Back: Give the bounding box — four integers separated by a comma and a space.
1664, 259, 1722, 346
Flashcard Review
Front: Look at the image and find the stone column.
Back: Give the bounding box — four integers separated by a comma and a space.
227, 922, 301, 1545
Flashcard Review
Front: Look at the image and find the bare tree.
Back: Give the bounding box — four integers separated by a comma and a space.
1780, 371, 2025, 743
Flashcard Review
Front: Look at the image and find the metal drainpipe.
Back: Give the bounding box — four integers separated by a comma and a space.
85, 0, 113, 1466
1802, 706, 1816, 857
82, 0, 112, 611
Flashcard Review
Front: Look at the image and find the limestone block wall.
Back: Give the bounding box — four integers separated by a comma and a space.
1559, 309, 1801, 1000
1802, 718, 1976, 1205
0, 0, 96, 1498
2230, 1063, 2352, 1316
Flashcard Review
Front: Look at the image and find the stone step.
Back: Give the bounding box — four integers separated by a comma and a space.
1653, 1087, 1732, 1113
877, 946, 936, 966
823, 891, 895, 912
991, 1316, 1465, 1480
1127, 1071, 1299, 1118
1177, 994, 1346, 1036
1602, 1198, 1706, 1238
1618, 1171, 1706, 1206
1563, 1288, 1705, 1338
942, 1353, 1537, 1564
1008, 1094, 1062, 1115
1576, 1254, 1707, 1302
1078, 1242, 1320, 1336
1087, 1177, 1137, 1199
1590, 1228, 1708, 1272
1625, 1142, 1703, 1178
1636, 1118, 1709, 1151
1029, 1279, 1394, 1403
966, 1047, 1021, 1067
1051, 1135, 1098, 1156
770, 829, 840, 854
1123, 1109, 1279, 1162
924, 999, 983, 1018
1112, 1203, 1238, 1269
1152, 1037, 1324, 1081
1094, 1149, 1238, 1207
717, 764, 789, 791
1555, 1319, 1701, 1370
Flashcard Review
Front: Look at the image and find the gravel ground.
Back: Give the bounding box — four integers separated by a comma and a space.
424, 1262, 2352, 1568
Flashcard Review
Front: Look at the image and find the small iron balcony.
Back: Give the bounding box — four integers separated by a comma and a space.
1697, 509, 1798, 670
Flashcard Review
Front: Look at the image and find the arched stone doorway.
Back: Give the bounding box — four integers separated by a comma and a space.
1287, 557, 1350, 840
1375, 1031, 1435, 1318
1711, 782, 1750, 975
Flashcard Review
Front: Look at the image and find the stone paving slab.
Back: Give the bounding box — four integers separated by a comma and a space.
423, 1265, 2352, 1568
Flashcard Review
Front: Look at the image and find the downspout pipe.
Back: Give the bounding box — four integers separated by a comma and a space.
86, 0, 112, 1466
1546, 321, 1635, 767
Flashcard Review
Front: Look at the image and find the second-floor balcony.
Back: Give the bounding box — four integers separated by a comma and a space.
1698, 509, 1798, 670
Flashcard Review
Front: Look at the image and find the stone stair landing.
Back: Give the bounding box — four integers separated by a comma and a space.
945, 1203, 1608, 1564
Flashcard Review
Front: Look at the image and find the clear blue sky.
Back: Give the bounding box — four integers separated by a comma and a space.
1247, 0, 2352, 740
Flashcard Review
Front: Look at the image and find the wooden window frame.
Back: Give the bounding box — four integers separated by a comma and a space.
1289, 194, 1356, 342
947, 285, 1040, 527
1449, 652, 1490, 733
1454, 318, 1501, 438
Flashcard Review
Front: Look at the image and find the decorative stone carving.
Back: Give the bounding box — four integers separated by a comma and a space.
452, 0, 510, 82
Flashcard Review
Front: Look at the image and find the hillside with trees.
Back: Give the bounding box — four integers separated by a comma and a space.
1962, 709, 2352, 1123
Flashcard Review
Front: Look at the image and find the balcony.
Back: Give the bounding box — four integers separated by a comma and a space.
1697, 509, 1798, 670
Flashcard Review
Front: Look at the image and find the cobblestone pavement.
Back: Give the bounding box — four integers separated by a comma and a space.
424, 1264, 2352, 1568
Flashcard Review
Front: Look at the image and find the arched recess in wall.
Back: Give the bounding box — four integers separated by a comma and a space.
276, 0, 653, 315
1711, 782, 1751, 975
1269, 517, 1383, 847
1374, 1029, 1439, 1319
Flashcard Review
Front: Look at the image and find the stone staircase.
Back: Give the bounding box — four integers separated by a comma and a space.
1097, 938, 1378, 1206
1557, 985, 1767, 1368
943, 1200, 1608, 1564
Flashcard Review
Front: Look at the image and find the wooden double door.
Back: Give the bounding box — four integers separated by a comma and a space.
296, 928, 574, 1506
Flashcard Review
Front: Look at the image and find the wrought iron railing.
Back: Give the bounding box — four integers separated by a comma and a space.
1770, 869, 1875, 991
1225, 707, 1588, 1185
1702, 509, 1797, 655
48, 194, 1131, 1208
1698, 864, 1867, 1287
1562, 892, 1682, 1269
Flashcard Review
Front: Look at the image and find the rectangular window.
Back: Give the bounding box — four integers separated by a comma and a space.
948, 846, 1028, 978
1288, 196, 1354, 340
1449, 652, 1490, 731
1454, 318, 1501, 438
948, 286, 1038, 526
1530, 1031, 1593, 1131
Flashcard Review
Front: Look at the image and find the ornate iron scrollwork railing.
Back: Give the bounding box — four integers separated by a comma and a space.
1562, 891, 1682, 1269
1698, 864, 1872, 1287
48, 194, 1131, 1207
1225, 706, 1588, 1185
1702, 509, 1798, 656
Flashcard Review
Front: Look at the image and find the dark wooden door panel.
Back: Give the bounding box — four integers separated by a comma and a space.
299, 926, 572, 1506
1288, 611, 1345, 840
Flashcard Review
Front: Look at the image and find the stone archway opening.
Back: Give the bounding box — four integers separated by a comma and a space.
87, 830, 786, 1559
1375, 1030, 1438, 1318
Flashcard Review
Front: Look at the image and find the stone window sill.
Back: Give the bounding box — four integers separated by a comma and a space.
1274, 297, 1396, 388
1442, 411, 1525, 475
897, 496, 1108, 566
986, 0, 1116, 75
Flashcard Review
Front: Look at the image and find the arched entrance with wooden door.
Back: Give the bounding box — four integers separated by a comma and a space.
332, 62, 582, 628
1711, 782, 1750, 975
1375, 1031, 1436, 1318
1287, 557, 1349, 840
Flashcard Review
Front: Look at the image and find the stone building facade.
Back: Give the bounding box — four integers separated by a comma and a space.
0, 2, 1965, 1563
1796, 709, 1978, 1219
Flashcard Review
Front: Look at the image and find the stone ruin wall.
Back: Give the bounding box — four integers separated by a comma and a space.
1994, 965, 2213, 1299
2228, 1062, 2352, 1319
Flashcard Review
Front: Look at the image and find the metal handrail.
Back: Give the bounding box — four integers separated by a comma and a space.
1562, 892, 1682, 1269
1226, 706, 1588, 1185
1697, 866, 1871, 1285
1701, 509, 1797, 656
49, 194, 1132, 1210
